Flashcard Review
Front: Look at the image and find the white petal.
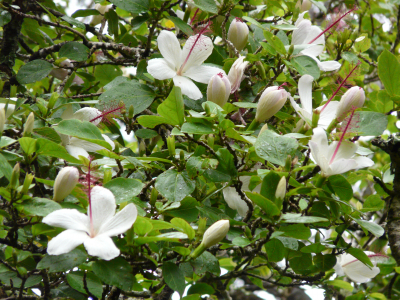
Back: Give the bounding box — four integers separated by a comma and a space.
90, 186, 116, 236
173, 75, 203, 100
157, 30, 182, 68
317, 60, 342, 72
290, 96, 311, 123
181, 34, 213, 72
72, 75, 84, 86
295, 12, 307, 27
317, 101, 339, 129
61, 104, 74, 120
311, 127, 329, 151
304, 25, 324, 45
147, 58, 177, 80
298, 75, 313, 114
69, 137, 105, 152
223, 187, 239, 210
327, 158, 358, 176
353, 156, 374, 169
102, 134, 115, 150
99, 204, 138, 237
65, 144, 89, 159
47, 229, 89, 256
342, 258, 381, 283
327, 141, 357, 162
300, 45, 324, 57
84, 235, 120, 261
184, 65, 224, 84
73, 107, 102, 125
292, 19, 311, 45
43, 209, 90, 232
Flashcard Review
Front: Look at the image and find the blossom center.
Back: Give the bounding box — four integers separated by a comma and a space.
329, 108, 355, 164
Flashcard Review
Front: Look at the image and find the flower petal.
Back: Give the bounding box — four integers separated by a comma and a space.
181, 34, 213, 72
327, 141, 357, 162
102, 134, 115, 150
173, 75, 203, 100
72, 107, 102, 125
157, 30, 182, 68
300, 45, 324, 57
69, 137, 104, 152
317, 101, 339, 129
184, 65, 224, 84
292, 19, 311, 45
311, 127, 329, 151
84, 235, 120, 261
47, 229, 89, 256
43, 209, 90, 232
147, 58, 177, 80
342, 258, 381, 283
90, 186, 116, 236
317, 60, 342, 72
65, 144, 89, 159
328, 158, 358, 176
304, 25, 324, 45
61, 104, 74, 120
353, 156, 374, 169
298, 75, 313, 114
290, 96, 311, 123
99, 204, 138, 237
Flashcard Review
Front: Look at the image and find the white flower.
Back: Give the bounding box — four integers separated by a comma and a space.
0, 103, 15, 118
255, 86, 288, 123
147, 30, 223, 100
309, 127, 374, 177
334, 251, 387, 283
23, 112, 34, 136
228, 56, 249, 93
90, 4, 112, 26
228, 18, 249, 52
202, 220, 230, 248
336, 86, 365, 122
296, 0, 312, 12
53, 167, 80, 202
60, 104, 115, 159
275, 176, 286, 200
290, 74, 339, 129
207, 73, 231, 107
223, 176, 261, 217
50, 59, 84, 85
43, 186, 138, 261
291, 13, 341, 72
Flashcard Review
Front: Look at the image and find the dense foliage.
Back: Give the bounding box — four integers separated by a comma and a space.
1, 0, 400, 299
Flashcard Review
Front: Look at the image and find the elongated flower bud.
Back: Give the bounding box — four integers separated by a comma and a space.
296, 0, 312, 12
255, 86, 288, 123
10, 163, 20, 189
336, 86, 365, 122
275, 176, 287, 200
228, 56, 249, 93
23, 112, 34, 137
202, 220, 230, 248
228, 18, 249, 52
90, 4, 112, 26
53, 167, 79, 202
207, 73, 231, 107
0, 108, 5, 134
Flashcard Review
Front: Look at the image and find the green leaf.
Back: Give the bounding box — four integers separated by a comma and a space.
181, 122, 214, 134
20, 198, 62, 217
92, 257, 134, 290
215, 148, 237, 179
352, 111, 388, 136
346, 248, 373, 268
354, 219, 384, 237
0, 152, 13, 181
105, 10, 119, 37
109, 0, 149, 14
187, 283, 215, 296
36, 138, 81, 164
313, 254, 336, 271
167, 16, 194, 36
66, 271, 103, 299
135, 129, 158, 139
170, 217, 195, 240
328, 279, 354, 292
137, 115, 169, 129
255, 130, 298, 166
190, 251, 220, 276
37, 248, 88, 272
104, 178, 144, 204
33, 127, 62, 143
135, 232, 188, 244
155, 169, 195, 202
291, 56, 320, 80
245, 192, 280, 218
134, 216, 153, 236
260, 171, 281, 205
289, 252, 312, 274
300, 243, 326, 253
166, 197, 199, 222
275, 236, 298, 250
98, 81, 155, 115
59, 42, 89, 61
263, 30, 287, 55
281, 213, 329, 224
19, 137, 36, 155
163, 262, 186, 296
378, 49, 400, 96
0, 9, 12, 27
71, 9, 101, 18
0, 136, 17, 149
232, 236, 251, 247
361, 194, 385, 212
61, 16, 86, 30
278, 224, 311, 240
16, 60, 53, 84
327, 174, 353, 201
157, 86, 185, 126
264, 239, 285, 262
193, 0, 218, 14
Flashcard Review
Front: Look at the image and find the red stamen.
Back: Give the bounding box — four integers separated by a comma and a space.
217, 72, 224, 78
320, 61, 360, 113
190, 8, 200, 25
278, 82, 288, 90
308, 7, 357, 44
235, 17, 244, 23
329, 108, 355, 164
90, 104, 125, 124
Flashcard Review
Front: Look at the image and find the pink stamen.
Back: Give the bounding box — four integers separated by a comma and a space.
320, 61, 360, 113
217, 72, 224, 78
235, 17, 244, 23
89, 104, 125, 124
329, 108, 355, 164
190, 8, 200, 25
308, 7, 357, 45
177, 23, 210, 75
342, 253, 389, 267
278, 82, 288, 90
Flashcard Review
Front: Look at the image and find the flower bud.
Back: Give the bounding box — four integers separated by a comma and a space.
336, 86, 365, 122
23, 112, 34, 137
90, 4, 112, 26
10, 163, 20, 189
0, 108, 5, 134
53, 167, 79, 202
21, 173, 34, 195
228, 56, 249, 93
167, 136, 176, 157
207, 73, 231, 107
255, 86, 288, 123
258, 124, 268, 136
296, 0, 312, 12
0, 103, 15, 119
227, 18, 249, 52
275, 176, 286, 200
202, 219, 230, 248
